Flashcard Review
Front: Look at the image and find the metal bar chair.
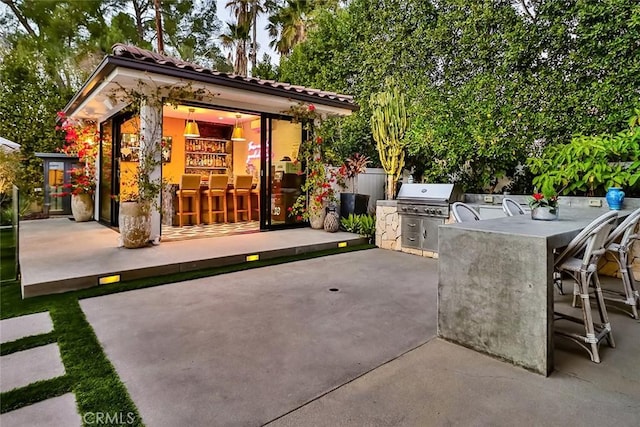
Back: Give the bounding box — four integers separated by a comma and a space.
502, 197, 525, 216
451, 202, 481, 223
602, 207, 640, 319
554, 210, 618, 363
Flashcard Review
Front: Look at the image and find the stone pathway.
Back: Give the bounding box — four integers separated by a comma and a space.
1, 393, 81, 427
0, 344, 66, 392
0, 312, 82, 426
0, 312, 53, 344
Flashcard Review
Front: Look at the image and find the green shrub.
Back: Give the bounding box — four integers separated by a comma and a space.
340, 213, 360, 233
358, 214, 376, 241
340, 213, 376, 241
0, 207, 13, 226
527, 111, 640, 197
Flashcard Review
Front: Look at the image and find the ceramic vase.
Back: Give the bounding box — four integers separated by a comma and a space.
309, 206, 326, 229
119, 201, 152, 248
531, 206, 559, 221
71, 193, 93, 222
605, 187, 625, 210
324, 210, 340, 232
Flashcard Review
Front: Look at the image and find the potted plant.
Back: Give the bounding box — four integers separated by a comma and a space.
528, 191, 559, 221
56, 112, 98, 222
285, 102, 339, 229
339, 153, 370, 218
116, 115, 167, 248
108, 83, 171, 247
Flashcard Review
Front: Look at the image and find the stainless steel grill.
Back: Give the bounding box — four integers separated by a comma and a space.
396, 183, 463, 252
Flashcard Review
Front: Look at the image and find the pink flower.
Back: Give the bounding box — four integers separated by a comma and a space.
308, 104, 316, 112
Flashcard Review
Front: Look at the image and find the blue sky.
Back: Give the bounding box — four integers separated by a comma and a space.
215, 0, 279, 64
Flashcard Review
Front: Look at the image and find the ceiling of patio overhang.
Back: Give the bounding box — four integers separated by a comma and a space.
66, 68, 355, 124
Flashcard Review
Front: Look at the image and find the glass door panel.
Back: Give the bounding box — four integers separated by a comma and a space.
269, 118, 304, 226
116, 116, 140, 225
99, 119, 113, 223
47, 161, 65, 213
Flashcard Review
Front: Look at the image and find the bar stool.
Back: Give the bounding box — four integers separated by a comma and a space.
554, 210, 618, 363
202, 174, 228, 224
451, 202, 481, 222
602, 207, 640, 319
502, 197, 525, 216
229, 175, 252, 222
177, 174, 201, 227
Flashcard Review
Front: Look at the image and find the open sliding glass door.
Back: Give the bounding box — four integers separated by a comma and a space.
259, 116, 270, 230
99, 119, 115, 225
261, 115, 306, 230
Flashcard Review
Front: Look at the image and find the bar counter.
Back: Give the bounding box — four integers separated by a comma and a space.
437, 208, 630, 375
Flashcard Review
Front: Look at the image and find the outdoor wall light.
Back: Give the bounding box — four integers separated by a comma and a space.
231, 114, 246, 141
183, 108, 200, 138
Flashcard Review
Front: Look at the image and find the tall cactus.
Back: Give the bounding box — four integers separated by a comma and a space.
371, 78, 408, 199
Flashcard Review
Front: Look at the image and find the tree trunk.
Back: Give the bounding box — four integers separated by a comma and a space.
154, 0, 164, 54
386, 174, 395, 200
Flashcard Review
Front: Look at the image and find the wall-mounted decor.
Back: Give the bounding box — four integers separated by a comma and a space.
120, 133, 139, 162
162, 136, 173, 162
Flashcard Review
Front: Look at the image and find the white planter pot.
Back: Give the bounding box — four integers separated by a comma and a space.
119, 202, 152, 248
531, 206, 559, 221
309, 208, 326, 229
71, 193, 93, 222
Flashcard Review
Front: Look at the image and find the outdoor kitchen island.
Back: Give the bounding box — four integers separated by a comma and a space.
437, 208, 629, 376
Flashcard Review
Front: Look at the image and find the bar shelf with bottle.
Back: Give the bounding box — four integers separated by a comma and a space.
185, 137, 231, 175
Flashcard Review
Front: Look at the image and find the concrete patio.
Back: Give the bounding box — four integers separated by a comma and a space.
80, 249, 640, 426
18, 218, 367, 298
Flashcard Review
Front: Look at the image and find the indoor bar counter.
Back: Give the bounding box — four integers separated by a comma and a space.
437, 207, 632, 376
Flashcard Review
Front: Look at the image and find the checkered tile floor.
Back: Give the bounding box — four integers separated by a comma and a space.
161, 221, 260, 242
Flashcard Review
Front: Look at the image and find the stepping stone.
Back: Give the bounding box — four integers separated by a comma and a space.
0, 312, 53, 344
0, 393, 81, 427
0, 344, 65, 392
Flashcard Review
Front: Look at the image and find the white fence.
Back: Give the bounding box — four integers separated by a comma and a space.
327, 167, 387, 214
358, 168, 386, 213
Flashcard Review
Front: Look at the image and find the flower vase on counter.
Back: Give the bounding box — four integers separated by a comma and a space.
531, 206, 559, 221
528, 192, 559, 221
605, 187, 625, 210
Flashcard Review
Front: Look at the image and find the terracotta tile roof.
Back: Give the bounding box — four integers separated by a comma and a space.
111, 43, 355, 106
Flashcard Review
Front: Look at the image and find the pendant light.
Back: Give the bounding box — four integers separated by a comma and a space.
231, 114, 245, 141
183, 108, 200, 138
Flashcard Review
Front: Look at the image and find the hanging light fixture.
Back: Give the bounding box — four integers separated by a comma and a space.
231, 114, 245, 141
183, 108, 200, 138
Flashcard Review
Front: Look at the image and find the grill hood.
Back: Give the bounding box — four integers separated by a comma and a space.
397, 183, 463, 204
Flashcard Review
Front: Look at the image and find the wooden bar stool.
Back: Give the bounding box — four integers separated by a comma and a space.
177, 174, 201, 226
230, 175, 252, 222
202, 174, 228, 224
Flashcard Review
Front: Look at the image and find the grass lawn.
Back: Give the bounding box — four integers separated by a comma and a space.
0, 226, 17, 281
0, 243, 374, 425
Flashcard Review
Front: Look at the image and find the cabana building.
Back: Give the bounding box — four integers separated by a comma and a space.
63, 44, 357, 241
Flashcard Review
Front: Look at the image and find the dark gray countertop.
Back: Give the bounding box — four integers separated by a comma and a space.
440, 208, 632, 243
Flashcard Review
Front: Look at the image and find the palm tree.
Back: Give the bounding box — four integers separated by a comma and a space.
220, 21, 251, 76
225, 0, 265, 73
266, 0, 312, 56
